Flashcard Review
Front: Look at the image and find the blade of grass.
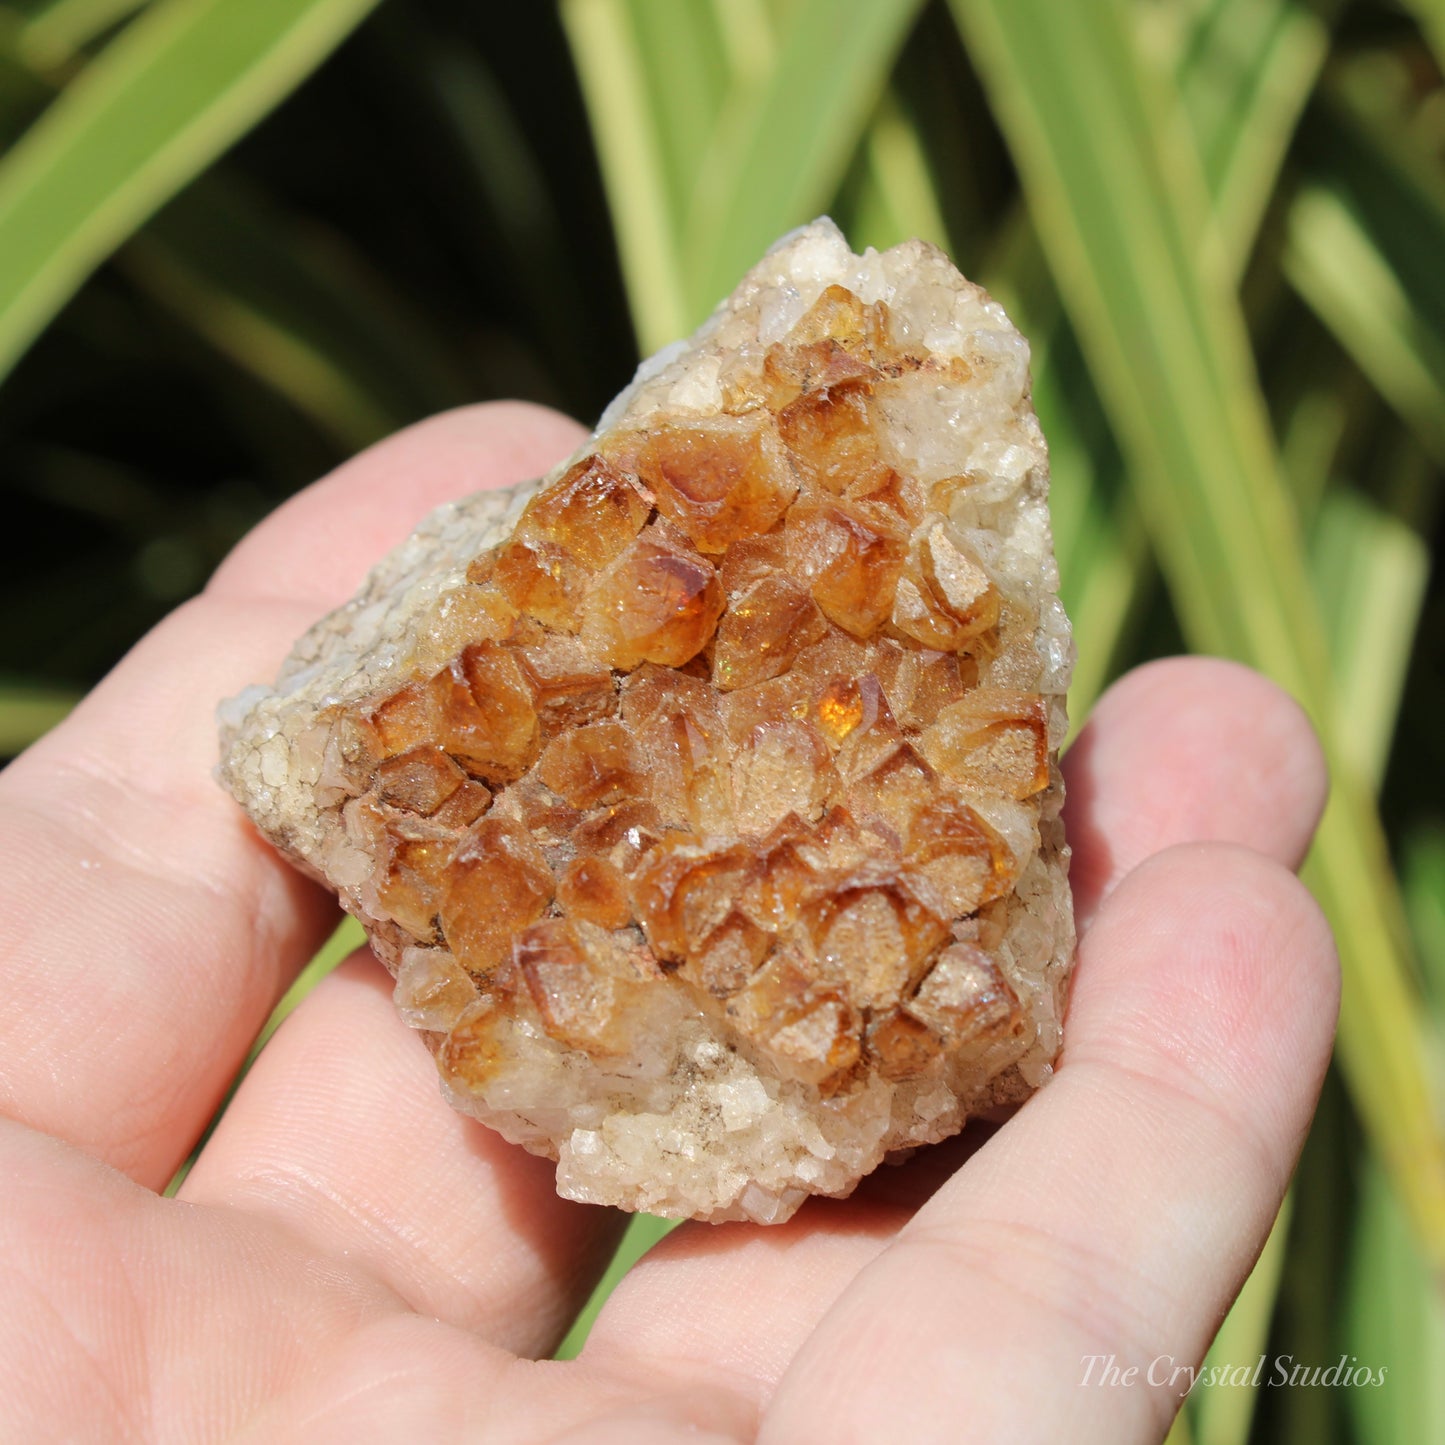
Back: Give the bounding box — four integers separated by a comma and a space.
1003, 0, 1336, 725
1012, 0, 1336, 523
1170, 0, 1336, 280
0, 21, 516, 459
1287, 82, 1445, 466
554, 1212, 677, 1359
567, 0, 925, 343
1187, 372, 1419, 1445
0, 43, 51, 133
10, 0, 147, 69
1311, 488, 1431, 789
711, 0, 774, 80
1313, 72, 1445, 356
0, 0, 382, 383
683, 0, 926, 316
120, 177, 469, 452
953, 0, 1327, 668
1276, 1073, 1351, 1445
1286, 188, 1445, 467
560, 0, 688, 352
1345, 1157, 1445, 1444
1274, 340, 1373, 519
1403, 827, 1445, 1014
848, 89, 951, 254
950, 0, 1445, 1268
119, 241, 395, 453
630, 0, 729, 221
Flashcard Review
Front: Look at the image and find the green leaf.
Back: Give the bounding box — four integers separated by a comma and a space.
683, 0, 925, 315
9, 0, 148, 68
954, 0, 1322, 669
1170, 0, 1336, 280
1287, 82, 1445, 465
711, 0, 775, 79
1, 11, 464, 453
1274, 341, 1372, 519
991, 0, 1337, 726
1345, 1158, 1445, 1444
1311, 487, 1431, 790
0, 0, 382, 382
844, 89, 951, 256
1275, 1075, 1352, 1445
632, 0, 729, 221
560, 0, 690, 352
1403, 827, 1445, 1016
950, 0, 1445, 1269
0, 42, 53, 136
1286, 195, 1445, 465
554, 1212, 676, 1358
121, 176, 469, 452
565, 0, 925, 348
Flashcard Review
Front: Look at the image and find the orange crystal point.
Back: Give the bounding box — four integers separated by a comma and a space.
220, 220, 1075, 1225
621, 414, 797, 554
581, 526, 725, 670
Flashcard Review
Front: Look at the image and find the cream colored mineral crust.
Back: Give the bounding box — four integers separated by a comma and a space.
219, 219, 1075, 1224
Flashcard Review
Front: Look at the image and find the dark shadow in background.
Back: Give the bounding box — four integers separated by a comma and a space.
1, 0, 634, 693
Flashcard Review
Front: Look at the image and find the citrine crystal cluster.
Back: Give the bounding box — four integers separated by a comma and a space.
219, 221, 1074, 1223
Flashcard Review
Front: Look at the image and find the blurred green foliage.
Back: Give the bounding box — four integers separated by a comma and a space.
1, 2, 1442, 1440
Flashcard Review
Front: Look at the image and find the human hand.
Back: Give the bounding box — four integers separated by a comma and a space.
0, 404, 1337, 1444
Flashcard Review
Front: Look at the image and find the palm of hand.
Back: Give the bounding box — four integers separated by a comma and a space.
0, 405, 1336, 1444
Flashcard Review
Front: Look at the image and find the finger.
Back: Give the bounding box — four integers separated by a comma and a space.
1063, 655, 1326, 927
180, 949, 627, 1357
0, 1113, 425, 1442
577, 657, 1328, 1391
0, 1114, 750, 1442
757, 844, 1339, 1445
0, 403, 586, 1188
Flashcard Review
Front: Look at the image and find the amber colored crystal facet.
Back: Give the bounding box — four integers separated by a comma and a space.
582, 527, 725, 670
439, 816, 554, 976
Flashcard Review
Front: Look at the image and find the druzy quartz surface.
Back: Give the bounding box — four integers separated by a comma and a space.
219, 220, 1075, 1223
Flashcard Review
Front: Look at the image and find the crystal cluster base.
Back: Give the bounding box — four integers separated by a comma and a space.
219, 220, 1075, 1223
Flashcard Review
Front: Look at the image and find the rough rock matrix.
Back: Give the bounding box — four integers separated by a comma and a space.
219, 220, 1075, 1223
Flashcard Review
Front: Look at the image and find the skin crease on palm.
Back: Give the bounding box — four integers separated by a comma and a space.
0, 403, 1338, 1445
